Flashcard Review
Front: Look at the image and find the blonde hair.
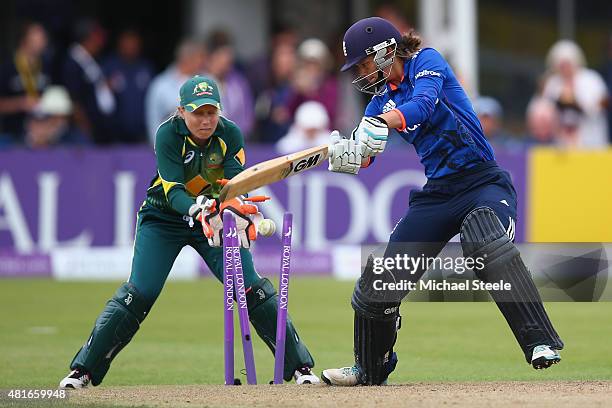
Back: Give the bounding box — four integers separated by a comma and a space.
546, 40, 586, 70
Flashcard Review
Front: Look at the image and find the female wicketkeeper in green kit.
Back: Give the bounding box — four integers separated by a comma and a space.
59, 76, 319, 388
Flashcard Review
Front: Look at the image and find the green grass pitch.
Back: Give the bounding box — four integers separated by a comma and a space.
1, 278, 611, 388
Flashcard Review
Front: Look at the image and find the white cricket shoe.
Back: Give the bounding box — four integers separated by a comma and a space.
294, 366, 321, 384
531, 345, 561, 369
59, 368, 91, 389
321, 366, 361, 386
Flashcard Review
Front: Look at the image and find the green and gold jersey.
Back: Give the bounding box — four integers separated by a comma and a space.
146, 115, 246, 215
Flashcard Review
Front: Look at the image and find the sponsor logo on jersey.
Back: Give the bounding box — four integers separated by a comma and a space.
184, 150, 195, 164
415, 69, 441, 80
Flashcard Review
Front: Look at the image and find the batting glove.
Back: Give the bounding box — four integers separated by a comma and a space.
351, 116, 388, 157
328, 130, 367, 174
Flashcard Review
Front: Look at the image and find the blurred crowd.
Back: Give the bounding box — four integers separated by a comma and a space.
476, 38, 611, 150
0, 18, 610, 152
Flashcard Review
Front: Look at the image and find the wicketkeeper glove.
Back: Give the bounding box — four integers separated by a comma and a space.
189, 195, 266, 249
351, 116, 388, 157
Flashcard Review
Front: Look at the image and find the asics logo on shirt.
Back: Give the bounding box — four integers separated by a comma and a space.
184, 151, 195, 164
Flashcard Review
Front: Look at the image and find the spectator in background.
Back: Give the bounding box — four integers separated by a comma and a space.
254, 41, 297, 143
62, 19, 116, 145
206, 30, 255, 137
0, 21, 50, 141
145, 39, 206, 143
541, 40, 608, 148
103, 28, 153, 144
247, 23, 298, 98
288, 39, 339, 129
23, 86, 87, 148
473, 96, 517, 149
276, 101, 331, 154
525, 98, 560, 146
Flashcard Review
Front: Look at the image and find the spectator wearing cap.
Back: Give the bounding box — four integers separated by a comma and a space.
103, 28, 154, 144
0, 21, 51, 141
288, 38, 339, 129
473, 96, 517, 150
541, 40, 608, 148
145, 38, 206, 144
62, 19, 116, 145
23, 86, 88, 148
276, 101, 331, 154
205, 29, 255, 137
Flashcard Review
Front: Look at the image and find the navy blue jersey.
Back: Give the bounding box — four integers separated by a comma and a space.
365, 48, 495, 179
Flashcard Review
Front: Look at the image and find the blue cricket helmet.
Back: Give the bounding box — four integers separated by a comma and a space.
341, 17, 402, 72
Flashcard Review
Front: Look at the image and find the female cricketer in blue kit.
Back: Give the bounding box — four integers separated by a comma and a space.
321, 17, 564, 386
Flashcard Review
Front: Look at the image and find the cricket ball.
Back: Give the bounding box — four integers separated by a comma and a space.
258, 219, 276, 237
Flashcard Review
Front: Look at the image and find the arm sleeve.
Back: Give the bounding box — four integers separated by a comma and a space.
154, 125, 195, 215
579, 72, 608, 116
395, 49, 447, 130
221, 123, 246, 179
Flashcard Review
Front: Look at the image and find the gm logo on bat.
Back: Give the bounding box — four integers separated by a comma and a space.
286, 153, 322, 177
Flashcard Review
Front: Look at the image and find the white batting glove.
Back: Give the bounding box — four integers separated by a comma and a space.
351, 116, 388, 157
328, 130, 366, 175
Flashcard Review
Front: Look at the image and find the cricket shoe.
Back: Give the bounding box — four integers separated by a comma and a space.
321, 365, 362, 386
59, 368, 91, 389
294, 366, 321, 384
531, 345, 561, 369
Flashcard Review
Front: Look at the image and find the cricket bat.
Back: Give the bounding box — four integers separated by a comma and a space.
219, 144, 331, 201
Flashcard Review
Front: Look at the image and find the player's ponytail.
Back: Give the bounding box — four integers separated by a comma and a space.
396, 30, 422, 59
